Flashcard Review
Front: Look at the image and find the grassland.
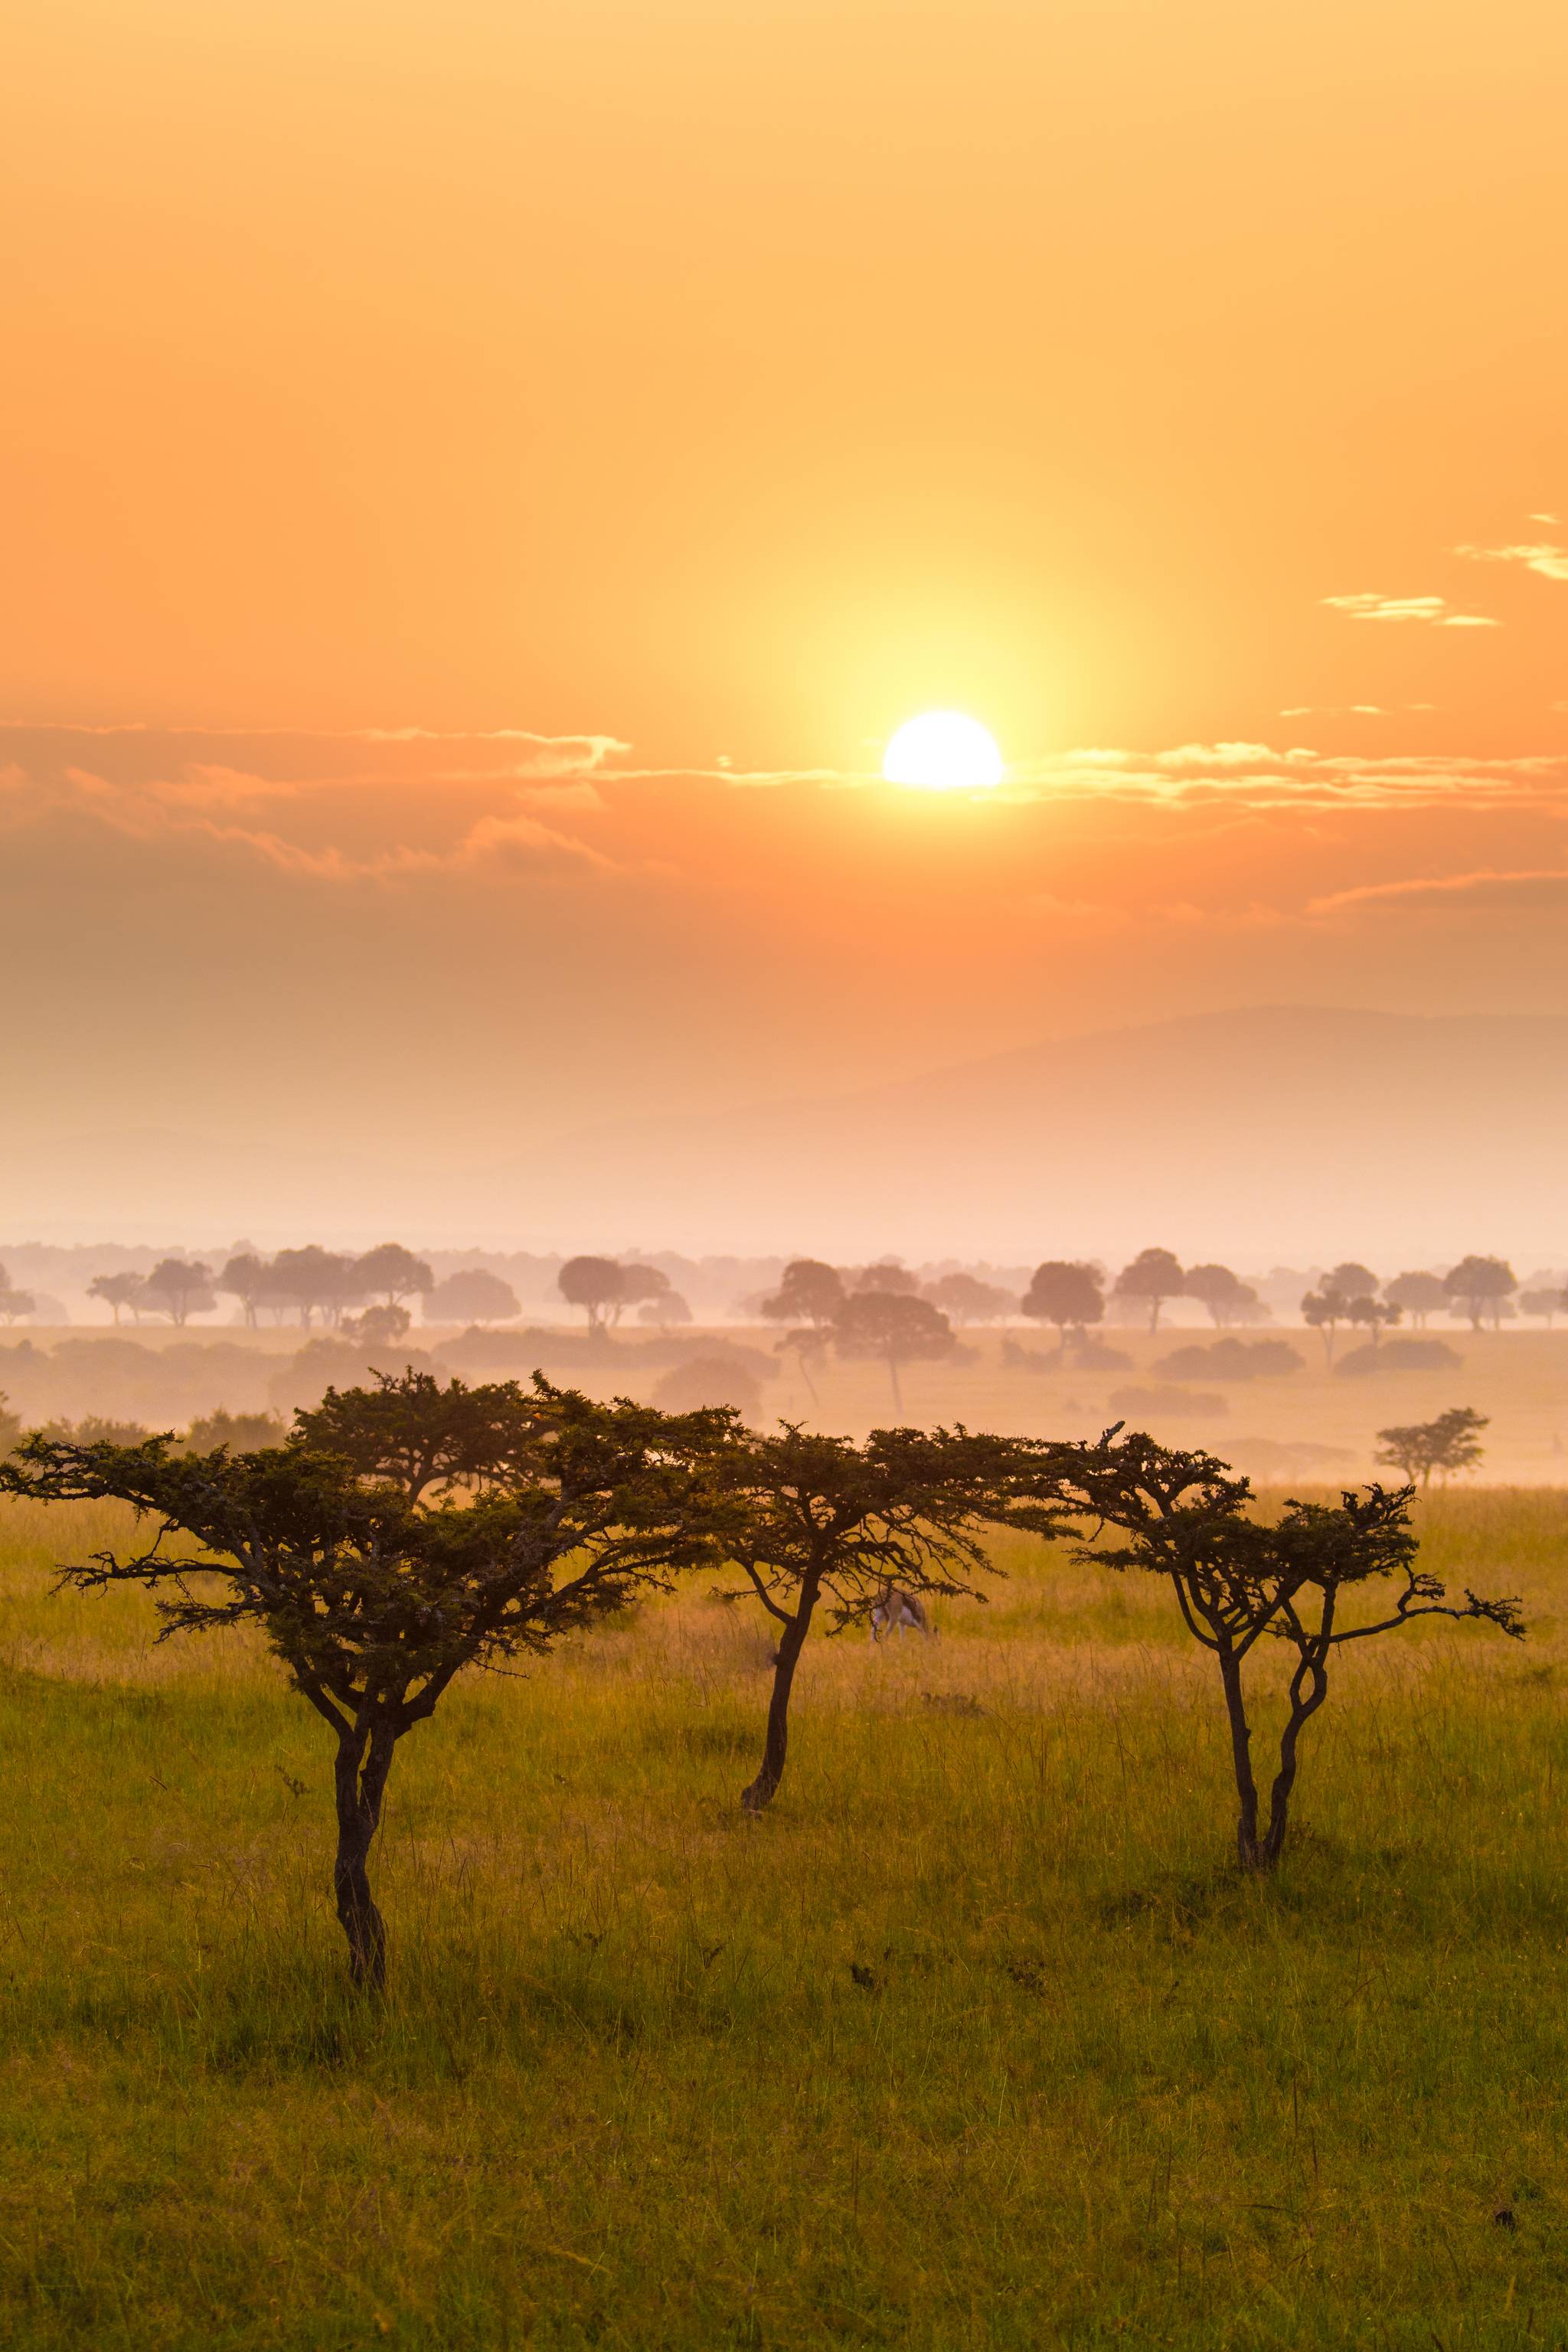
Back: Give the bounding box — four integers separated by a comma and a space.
4, 1486, 1568, 2348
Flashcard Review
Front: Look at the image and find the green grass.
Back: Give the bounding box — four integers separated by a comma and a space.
5, 1490, 1568, 2348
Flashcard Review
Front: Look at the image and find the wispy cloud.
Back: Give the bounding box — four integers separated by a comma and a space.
1455, 541, 1568, 583
1309, 869, 1568, 916
1323, 593, 1500, 628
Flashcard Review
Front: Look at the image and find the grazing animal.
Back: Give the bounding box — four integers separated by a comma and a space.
870, 1582, 933, 1642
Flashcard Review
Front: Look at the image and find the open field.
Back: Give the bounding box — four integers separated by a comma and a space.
4, 1487, 1568, 2347
5, 1323, 1568, 1482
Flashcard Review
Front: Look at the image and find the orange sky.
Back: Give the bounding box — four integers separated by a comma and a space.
5, 2, 1568, 1240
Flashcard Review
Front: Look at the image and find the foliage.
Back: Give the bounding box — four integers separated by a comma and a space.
1444, 1253, 1517, 1330
181, 1406, 288, 1454
1300, 1285, 1351, 1362
1155, 1338, 1305, 1382
0, 1374, 733, 1985
340, 1302, 412, 1345
1375, 1405, 1490, 1486
423, 1268, 520, 1325
87, 1270, 145, 1325
1183, 1263, 1263, 1328
1383, 1269, 1447, 1326
139, 1258, 217, 1327
354, 1242, 434, 1303
637, 1290, 692, 1327
1021, 1259, 1105, 1344
1112, 1249, 1186, 1331
0, 1261, 38, 1325
760, 1258, 844, 1327
831, 1289, 953, 1410
557, 1253, 627, 1334
1335, 1337, 1465, 1379
652, 1353, 763, 1420
923, 1270, 1016, 1323
1015, 1426, 1522, 1870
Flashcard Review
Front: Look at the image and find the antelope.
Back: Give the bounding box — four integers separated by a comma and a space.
869, 1582, 933, 1642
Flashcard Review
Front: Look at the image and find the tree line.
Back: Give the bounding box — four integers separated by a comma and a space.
80, 1245, 521, 1333
0, 1373, 1522, 1989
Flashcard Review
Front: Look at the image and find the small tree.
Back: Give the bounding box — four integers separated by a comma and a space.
1326, 1262, 1380, 1302
760, 1259, 844, 1329
1384, 1271, 1446, 1330
1018, 1429, 1521, 1870
1184, 1264, 1261, 1330
1520, 1289, 1566, 1328
217, 1253, 273, 1329
272, 1246, 363, 1330
1114, 1249, 1187, 1333
0, 1392, 21, 1459
832, 1289, 954, 1412
1, 1375, 728, 1986
88, 1272, 145, 1326
720, 1426, 1036, 1811
354, 1243, 435, 1307
424, 1269, 520, 1325
0, 1280, 37, 1325
923, 1272, 1016, 1325
1021, 1260, 1106, 1352
616, 1266, 670, 1321
341, 1303, 413, 1346
1301, 1285, 1351, 1365
1374, 1406, 1489, 1488
1443, 1255, 1516, 1331
637, 1292, 692, 1329
1348, 1295, 1400, 1348
183, 1408, 288, 1454
139, 1259, 215, 1328
558, 1255, 627, 1337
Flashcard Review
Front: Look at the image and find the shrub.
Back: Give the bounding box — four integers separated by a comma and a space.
1335, 1338, 1464, 1378
1154, 1338, 1305, 1382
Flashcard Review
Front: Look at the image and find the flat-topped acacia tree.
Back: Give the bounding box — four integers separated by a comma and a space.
1018, 1428, 1523, 1871
721, 1425, 1046, 1812
0, 1374, 731, 1987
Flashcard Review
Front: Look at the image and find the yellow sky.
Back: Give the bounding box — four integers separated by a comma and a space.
5, 1, 1568, 1236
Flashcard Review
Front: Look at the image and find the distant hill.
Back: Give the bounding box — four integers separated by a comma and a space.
485, 1005, 1568, 1259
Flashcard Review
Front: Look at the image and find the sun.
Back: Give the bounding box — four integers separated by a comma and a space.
882, 710, 1004, 791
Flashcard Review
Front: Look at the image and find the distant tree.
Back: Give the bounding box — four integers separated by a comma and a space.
1443, 1256, 1516, 1331
1521, 1289, 1566, 1328
721, 1426, 1034, 1811
832, 1290, 955, 1413
558, 1254, 627, 1337
849, 1263, 921, 1296
615, 1265, 670, 1322
354, 1243, 434, 1307
1383, 1271, 1447, 1330
1113, 1249, 1187, 1333
139, 1259, 215, 1328
341, 1303, 413, 1346
271, 1246, 363, 1330
0, 1281, 37, 1325
773, 1327, 827, 1404
1014, 1431, 1521, 1871
183, 1408, 288, 1454
1348, 1295, 1401, 1348
0, 1393, 21, 1458
652, 1354, 763, 1420
423, 1269, 520, 1326
1, 1376, 729, 1984
923, 1272, 1016, 1325
1021, 1261, 1106, 1352
1184, 1264, 1262, 1329
1375, 1406, 1490, 1488
1326, 1263, 1380, 1302
87, 1272, 145, 1327
216, 1253, 273, 1328
1301, 1285, 1351, 1364
39, 1416, 153, 1447
760, 1259, 845, 1329
637, 1292, 692, 1329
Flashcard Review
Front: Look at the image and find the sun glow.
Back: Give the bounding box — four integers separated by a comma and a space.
882, 711, 1004, 791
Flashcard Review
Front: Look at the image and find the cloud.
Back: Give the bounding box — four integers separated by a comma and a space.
995, 743, 1568, 813
1309, 869, 1568, 916
1323, 593, 1500, 628
1455, 541, 1568, 583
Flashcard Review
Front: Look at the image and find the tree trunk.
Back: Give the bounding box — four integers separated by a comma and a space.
741, 1583, 819, 1813
1217, 1651, 1263, 1871
1261, 1654, 1328, 1867
333, 1723, 397, 1988
887, 1354, 903, 1415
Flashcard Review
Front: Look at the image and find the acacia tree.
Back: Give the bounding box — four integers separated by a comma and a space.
1348, 1295, 1400, 1348
1021, 1260, 1106, 1352
760, 1259, 844, 1329
1374, 1406, 1489, 1487
217, 1253, 272, 1328
88, 1272, 145, 1326
558, 1255, 627, 1337
1301, 1285, 1351, 1364
0, 1374, 730, 1987
1184, 1264, 1262, 1330
423, 1269, 520, 1325
140, 1259, 215, 1327
1384, 1271, 1446, 1330
1114, 1249, 1186, 1332
832, 1289, 954, 1412
354, 1243, 434, 1307
271, 1246, 363, 1330
720, 1426, 1040, 1811
924, 1272, 1016, 1325
1018, 1429, 1522, 1870
1444, 1255, 1516, 1331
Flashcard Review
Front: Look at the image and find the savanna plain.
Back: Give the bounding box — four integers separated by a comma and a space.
5, 1470, 1568, 2350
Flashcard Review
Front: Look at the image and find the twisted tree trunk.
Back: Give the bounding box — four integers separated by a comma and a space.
334, 1720, 397, 1988
1217, 1649, 1264, 1872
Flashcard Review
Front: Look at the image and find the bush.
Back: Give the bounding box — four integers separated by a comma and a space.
652, 1353, 764, 1419
1109, 1384, 1228, 1420
1154, 1338, 1305, 1382
1335, 1338, 1464, 1379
